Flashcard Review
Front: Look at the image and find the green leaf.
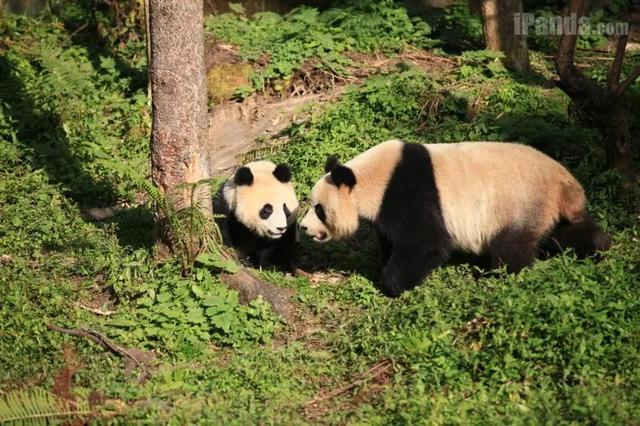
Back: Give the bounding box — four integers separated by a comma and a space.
196, 253, 240, 273
107, 318, 138, 328
156, 306, 182, 319
195, 253, 220, 266
185, 308, 206, 324
228, 2, 245, 15
191, 284, 204, 299
210, 312, 233, 333
157, 292, 172, 303
214, 259, 241, 274
202, 294, 226, 308
137, 297, 154, 307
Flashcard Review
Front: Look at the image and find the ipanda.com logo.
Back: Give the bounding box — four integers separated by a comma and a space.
514, 13, 629, 37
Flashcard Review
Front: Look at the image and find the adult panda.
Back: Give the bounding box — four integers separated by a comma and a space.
214, 160, 299, 271
300, 139, 610, 297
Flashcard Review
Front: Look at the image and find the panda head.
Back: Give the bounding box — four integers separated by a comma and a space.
225, 161, 299, 239
300, 156, 359, 242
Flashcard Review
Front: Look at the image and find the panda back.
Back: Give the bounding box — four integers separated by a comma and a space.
426, 142, 584, 254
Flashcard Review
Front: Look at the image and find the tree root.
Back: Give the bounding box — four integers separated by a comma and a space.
47, 324, 155, 375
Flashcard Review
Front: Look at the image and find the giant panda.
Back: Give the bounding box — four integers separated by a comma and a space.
299, 139, 610, 297
214, 160, 299, 271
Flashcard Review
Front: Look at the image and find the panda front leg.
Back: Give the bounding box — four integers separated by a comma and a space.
380, 245, 449, 297
376, 230, 393, 264
264, 225, 297, 272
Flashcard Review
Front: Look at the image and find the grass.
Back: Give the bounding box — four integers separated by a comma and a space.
1, 1, 640, 424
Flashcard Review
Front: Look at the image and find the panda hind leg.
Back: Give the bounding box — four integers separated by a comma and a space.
381, 245, 449, 297
376, 231, 392, 264
488, 228, 539, 273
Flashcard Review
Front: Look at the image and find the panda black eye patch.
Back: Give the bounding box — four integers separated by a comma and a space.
314, 204, 326, 223
260, 204, 273, 219
283, 203, 291, 218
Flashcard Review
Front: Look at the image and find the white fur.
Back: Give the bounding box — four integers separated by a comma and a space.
225, 161, 299, 239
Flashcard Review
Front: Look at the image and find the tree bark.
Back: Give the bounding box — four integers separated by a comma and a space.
148, 1, 211, 246
481, 0, 530, 72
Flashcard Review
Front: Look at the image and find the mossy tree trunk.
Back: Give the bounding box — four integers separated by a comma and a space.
148, 0, 211, 251
555, 0, 639, 183
480, 0, 530, 72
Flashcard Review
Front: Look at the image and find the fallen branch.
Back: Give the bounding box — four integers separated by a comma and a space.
220, 268, 294, 321
47, 324, 154, 369
210, 241, 296, 321
305, 359, 392, 407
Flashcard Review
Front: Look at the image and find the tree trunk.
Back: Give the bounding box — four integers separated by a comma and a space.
555, 0, 637, 183
481, 0, 530, 72
603, 102, 635, 180
148, 1, 211, 247
481, 0, 500, 50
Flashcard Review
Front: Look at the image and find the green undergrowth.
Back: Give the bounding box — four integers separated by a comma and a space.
2, 2, 640, 424
106, 261, 280, 355
0, 11, 149, 206
205, 0, 434, 92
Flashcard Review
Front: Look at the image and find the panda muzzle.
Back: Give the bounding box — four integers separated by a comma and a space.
300, 225, 327, 241
313, 231, 328, 241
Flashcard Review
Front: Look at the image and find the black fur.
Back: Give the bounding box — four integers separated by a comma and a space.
234, 166, 253, 186
273, 163, 292, 183
487, 227, 539, 273
226, 212, 296, 269
324, 155, 340, 173
212, 186, 296, 271
330, 165, 357, 189
314, 204, 327, 223
543, 214, 611, 259
489, 213, 611, 273
374, 143, 452, 297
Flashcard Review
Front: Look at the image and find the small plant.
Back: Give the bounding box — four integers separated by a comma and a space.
106, 263, 279, 353
458, 50, 507, 80
137, 178, 238, 276
140, 179, 210, 273
0, 388, 91, 424
432, 4, 484, 51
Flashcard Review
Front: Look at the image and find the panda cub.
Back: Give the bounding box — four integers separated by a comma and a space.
214, 161, 299, 271
300, 140, 610, 297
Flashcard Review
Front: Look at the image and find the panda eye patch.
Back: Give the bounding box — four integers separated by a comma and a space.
260, 204, 273, 219
314, 204, 326, 223
283, 203, 291, 218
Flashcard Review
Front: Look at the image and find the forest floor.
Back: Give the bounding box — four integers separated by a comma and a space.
1, 2, 640, 424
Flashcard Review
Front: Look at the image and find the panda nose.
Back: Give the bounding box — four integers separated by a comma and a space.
277, 226, 287, 232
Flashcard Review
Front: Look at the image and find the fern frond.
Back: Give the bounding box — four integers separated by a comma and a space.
0, 388, 92, 425
137, 176, 236, 274
34, 46, 93, 96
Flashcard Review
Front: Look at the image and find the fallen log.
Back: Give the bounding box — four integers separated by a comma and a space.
220, 268, 294, 321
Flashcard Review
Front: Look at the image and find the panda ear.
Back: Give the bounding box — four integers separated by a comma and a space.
234, 166, 253, 186
330, 165, 357, 189
273, 163, 292, 183
324, 155, 340, 173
